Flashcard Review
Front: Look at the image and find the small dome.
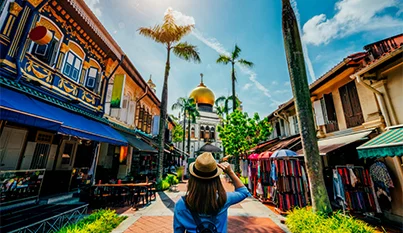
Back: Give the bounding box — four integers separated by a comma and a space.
189, 82, 215, 106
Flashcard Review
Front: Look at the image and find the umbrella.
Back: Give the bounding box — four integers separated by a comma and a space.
271, 149, 297, 158
259, 151, 273, 160
247, 153, 259, 160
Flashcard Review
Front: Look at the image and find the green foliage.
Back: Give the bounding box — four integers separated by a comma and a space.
240, 176, 248, 185
172, 125, 184, 143
286, 208, 375, 233
57, 209, 126, 233
156, 174, 179, 190
156, 180, 170, 191
166, 174, 179, 185
218, 110, 272, 172
176, 166, 184, 181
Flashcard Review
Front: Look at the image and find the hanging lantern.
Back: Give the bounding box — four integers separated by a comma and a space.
29, 26, 52, 45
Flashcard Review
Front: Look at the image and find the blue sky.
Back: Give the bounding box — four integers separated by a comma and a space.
85, 0, 402, 117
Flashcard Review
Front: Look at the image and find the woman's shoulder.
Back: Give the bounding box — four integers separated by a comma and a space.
175, 196, 187, 211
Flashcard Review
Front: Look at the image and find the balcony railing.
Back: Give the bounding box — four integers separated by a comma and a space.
21, 54, 103, 112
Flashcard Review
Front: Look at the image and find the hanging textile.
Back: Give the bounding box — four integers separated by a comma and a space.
332, 169, 345, 204
272, 159, 309, 212
369, 161, 394, 197
336, 166, 378, 213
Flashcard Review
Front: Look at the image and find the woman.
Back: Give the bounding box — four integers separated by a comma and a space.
174, 152, 250, 233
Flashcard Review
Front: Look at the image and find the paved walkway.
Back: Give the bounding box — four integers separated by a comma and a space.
112, 178, 289, 233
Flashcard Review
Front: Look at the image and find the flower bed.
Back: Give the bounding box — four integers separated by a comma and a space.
57, 209, 126, 233
286, 208, 375, 233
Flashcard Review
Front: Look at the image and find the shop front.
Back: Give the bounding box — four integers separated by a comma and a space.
0, 85, 127, 198
357, 126, 403, 222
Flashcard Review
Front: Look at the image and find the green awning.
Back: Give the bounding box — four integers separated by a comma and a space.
357, 126, 403, 159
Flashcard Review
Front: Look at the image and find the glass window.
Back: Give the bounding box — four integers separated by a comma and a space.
63, 52, 82, 82
85, 67, 98, 90
32, 31, 59, 66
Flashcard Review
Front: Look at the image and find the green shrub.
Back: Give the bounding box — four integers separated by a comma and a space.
57, 209, 126, 233
166, 174, 179, 185
176, 166, 184, 181
156, 180, 170, 191
240, 176, 248, 185
286, 208, 375, 233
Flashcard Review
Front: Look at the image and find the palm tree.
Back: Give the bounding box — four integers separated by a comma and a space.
172, 97, 199, 156
216, 45, 253, 112
282, 0, 331, 213
215, 95, 241, 119
186, 100, 200, 155
139, 9, 201, 181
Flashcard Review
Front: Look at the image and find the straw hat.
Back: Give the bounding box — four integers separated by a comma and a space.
189, 152, 222, 179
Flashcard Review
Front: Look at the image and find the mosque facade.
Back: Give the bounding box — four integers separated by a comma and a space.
177, 75, 223, 159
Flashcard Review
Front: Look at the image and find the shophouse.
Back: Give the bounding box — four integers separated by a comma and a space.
260, 34, 403, 222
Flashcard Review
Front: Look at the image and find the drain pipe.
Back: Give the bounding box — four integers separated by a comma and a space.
352, 74, 391, 127
102, 54, 125, 111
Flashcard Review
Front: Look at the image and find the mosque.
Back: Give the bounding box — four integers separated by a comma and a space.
177, 74, 223, 159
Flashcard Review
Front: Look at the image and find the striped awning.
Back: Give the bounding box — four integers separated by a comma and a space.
357, 126, 403, 159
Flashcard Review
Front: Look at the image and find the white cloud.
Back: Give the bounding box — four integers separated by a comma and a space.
271, 81, 278, 85
290, 0, 316, 82
165, 7, 195, 26
302, 0, 402, 46
192, 29, 282, 105
243, 83, 252, 90
84, 0, 102, 18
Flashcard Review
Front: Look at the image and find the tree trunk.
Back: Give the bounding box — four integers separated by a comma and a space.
187, 115, 191, 154
182, 114, 186, 165
231, 63, 236, 112
281, 0, 331, 214
157, 47, 171, 181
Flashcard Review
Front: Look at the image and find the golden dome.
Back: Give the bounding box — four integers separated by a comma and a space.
189, 82, 215, 106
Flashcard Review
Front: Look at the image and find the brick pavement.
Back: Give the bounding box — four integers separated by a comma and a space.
113, 178, 289, 233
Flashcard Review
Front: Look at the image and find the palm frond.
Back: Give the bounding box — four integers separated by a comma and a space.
237, 59, 254, 68
215, 96, 226, 106
173, 42, 201, 63
216, 54, 231, 65
232, 44, 241, 60
171, 97, 186, 111
138, 26, 163, 43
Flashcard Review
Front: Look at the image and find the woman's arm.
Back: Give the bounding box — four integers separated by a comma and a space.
217, 162, 244, 189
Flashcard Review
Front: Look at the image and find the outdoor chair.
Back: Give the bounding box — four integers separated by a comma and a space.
148, 182, 157, 202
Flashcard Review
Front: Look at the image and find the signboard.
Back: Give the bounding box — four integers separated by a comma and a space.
0, 169, 45, 206
111, 74, 126, 108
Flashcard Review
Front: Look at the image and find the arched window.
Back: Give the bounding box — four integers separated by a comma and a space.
85, 59, 101, 92
191, 127, 195, 138
205, 126, 210, 139
31, 16, 63, 66
200, 126, 204, 139
210, 127, 215, 141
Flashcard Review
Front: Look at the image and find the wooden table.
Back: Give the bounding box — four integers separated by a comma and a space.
93, 183, 152, 187
92, 183, 154, 208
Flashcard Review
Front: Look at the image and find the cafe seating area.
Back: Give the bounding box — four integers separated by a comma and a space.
88, 182, 157, 210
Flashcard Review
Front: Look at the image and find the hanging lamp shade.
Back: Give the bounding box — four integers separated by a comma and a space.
29, 26, 52, 45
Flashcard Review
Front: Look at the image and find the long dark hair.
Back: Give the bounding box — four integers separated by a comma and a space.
185, 175, 227, 215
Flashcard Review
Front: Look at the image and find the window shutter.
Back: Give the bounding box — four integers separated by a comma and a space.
313, 100, 325, 126
323, 93, 337, 122
48, 39, 58, 66
339, 85, 353, 117
94, 72, 101, 93
288, 116, 295, 135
